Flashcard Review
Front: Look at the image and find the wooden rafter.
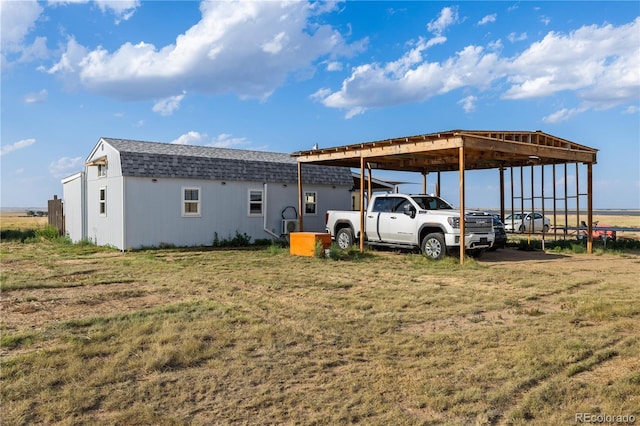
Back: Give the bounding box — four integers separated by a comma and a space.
85, 156, 108, 166
292, 130, 597, 171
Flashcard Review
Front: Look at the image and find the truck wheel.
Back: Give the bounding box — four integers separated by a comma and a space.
336, 228, 354, 250
421, 233, 446, 260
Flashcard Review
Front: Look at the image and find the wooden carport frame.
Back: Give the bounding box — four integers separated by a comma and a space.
292, 130, 598, 264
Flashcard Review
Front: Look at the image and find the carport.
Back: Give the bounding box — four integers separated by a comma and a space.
292, 130, 598, 264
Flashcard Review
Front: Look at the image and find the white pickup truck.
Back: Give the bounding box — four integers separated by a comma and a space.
325, 193, 494, 260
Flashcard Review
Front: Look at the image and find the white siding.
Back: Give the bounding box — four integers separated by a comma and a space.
85, 142, 125, 248
120, 177, 351, 249
61, 172, 86, 242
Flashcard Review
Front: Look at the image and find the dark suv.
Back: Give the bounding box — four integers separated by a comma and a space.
491, 216, 507, 250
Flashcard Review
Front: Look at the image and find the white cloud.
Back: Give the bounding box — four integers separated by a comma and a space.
170, 131, 250, 149
23, 89, 48, 104
207, 133, 250, 149
49, 156, 84, 179
46, 1, 365, 102
315, 16, 640, 120
315, 38, 500, 118
0, 0, 45, 66
507, 32, 527, 43
262, 31, 288, 54
458, 95, 477, 113
94, 0, 140, 23
170, 131, 208, 145
427, 6, 459, 36
478, 14, 496, 26
48, 0, 140, 23
488, 39, 503, 51
152, 92, 186, 116
1, 138, 36, 156
503, 18, 640, 106
623, 105, 639, 114
0, 0, 137, 67
542, 107, 587, 123
43, 36, 88, 74
0, 0, 42, 50
326, 61, 343, 72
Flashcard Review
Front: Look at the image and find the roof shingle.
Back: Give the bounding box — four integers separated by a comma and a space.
102, 138, 353, 186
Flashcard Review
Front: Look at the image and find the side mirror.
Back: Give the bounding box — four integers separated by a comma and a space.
404, 206, 416, 218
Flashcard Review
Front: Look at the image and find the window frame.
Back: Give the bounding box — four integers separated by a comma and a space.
248, 189, 263, 217
182, 187, 201, 217
393, 199, 414, 213
97, 164, 107, 178
372, 197, 391, 213
99, 187, 107, 216
304, 191, 318, 216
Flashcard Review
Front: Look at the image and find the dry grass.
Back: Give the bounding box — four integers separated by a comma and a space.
553, 214, 640, 228
2, 236, 639, 425
551, 214, 640, 239
0, 212, 48, 231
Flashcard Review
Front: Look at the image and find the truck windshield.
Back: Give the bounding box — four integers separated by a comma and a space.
411, 196, 454, 210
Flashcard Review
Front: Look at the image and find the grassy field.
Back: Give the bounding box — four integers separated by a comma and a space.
2, 220, 639, 424
0, 212, 48, 230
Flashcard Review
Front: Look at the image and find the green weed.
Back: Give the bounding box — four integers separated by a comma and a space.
0, 331, 40, 349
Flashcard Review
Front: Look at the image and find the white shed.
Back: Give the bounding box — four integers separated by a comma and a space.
61, 172, 86, 243
62, 138, 353, 250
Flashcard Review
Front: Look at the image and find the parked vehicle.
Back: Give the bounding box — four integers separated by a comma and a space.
504, 212, 550, 233
467, 212, 507, 250
325, 194, 495, 260
491, 216, 507, 249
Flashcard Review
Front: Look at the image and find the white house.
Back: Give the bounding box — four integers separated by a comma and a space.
62, 138, 354, 250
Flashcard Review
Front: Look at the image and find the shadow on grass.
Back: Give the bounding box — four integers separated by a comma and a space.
479, 248, 569, 263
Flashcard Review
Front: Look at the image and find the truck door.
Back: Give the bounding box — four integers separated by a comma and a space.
379, 197, 416, 243
365, 197, 389, 241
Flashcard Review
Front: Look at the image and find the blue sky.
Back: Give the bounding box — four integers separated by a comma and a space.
1, 0, 639, 209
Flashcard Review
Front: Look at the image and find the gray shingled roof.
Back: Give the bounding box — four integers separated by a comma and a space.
102, 138, 353, 186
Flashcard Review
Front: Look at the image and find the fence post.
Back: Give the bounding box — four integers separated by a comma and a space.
48, 195, 64, 236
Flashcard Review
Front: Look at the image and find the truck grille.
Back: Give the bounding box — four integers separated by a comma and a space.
464, 216, 493, 234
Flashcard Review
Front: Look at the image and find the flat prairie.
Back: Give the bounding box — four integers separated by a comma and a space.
1, 233, 639, 424
0, 212, 47, 230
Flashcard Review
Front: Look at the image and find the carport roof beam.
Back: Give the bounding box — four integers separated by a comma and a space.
292, 130, 597, 171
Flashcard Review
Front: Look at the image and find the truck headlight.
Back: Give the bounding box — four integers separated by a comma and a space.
447, 217, 460, 228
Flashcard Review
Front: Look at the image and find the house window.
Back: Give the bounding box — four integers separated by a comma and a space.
183, 187, 201, 217
97, 164, 107, 177
304, 191, 317, 215
248, 190, 263, 216
99, 187, 107, 216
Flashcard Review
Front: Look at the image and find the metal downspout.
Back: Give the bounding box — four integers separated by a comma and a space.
263, 183, 280, 240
